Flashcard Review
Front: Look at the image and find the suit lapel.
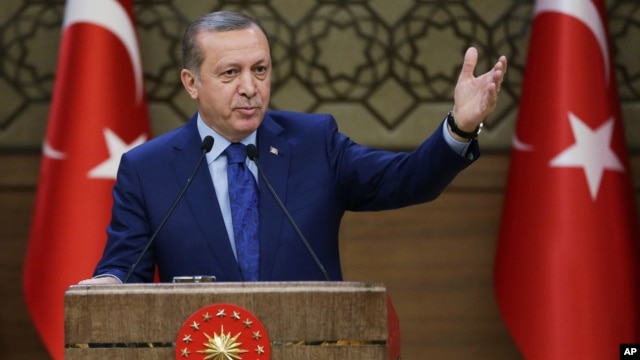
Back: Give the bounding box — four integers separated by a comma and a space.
257, 116, 290, 280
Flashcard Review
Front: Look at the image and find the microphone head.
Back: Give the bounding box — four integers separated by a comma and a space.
246, 144, 259, 161
201, 136, 214, 153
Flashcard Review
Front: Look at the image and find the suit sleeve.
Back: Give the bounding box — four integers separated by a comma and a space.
330, 118, 479, 211
93, 152, 156, 283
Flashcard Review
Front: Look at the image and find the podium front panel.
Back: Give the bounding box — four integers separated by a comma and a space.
65, 282, 393, 359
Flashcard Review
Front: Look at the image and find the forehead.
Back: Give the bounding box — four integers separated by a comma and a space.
197, 25, 271, 63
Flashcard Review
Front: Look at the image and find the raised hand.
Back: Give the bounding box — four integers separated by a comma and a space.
451, 47, 507, 136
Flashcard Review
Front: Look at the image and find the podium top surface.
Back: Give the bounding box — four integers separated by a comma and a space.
66, 281, 387, 295
65, 281, 391, 345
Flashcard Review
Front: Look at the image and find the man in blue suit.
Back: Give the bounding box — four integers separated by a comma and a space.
81, 11, 507, 284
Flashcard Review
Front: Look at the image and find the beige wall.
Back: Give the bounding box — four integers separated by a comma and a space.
1, 1, 639, 359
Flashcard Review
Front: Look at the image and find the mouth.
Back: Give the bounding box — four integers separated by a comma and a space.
235, 106, 260, 116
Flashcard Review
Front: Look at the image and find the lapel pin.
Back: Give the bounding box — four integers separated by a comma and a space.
269, 146, 279, 156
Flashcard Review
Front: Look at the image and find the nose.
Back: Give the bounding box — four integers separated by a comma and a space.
238, 73, 257, 98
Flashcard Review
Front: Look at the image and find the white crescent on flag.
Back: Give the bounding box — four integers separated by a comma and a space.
535, 0, 609, 85
63, 0, 144, 103
44, 0, 145, 161
43, 140, 67, 159
513, 0, 610, 152
539, 1, 622, 200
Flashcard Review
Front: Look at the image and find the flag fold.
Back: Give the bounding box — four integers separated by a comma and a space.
22, 0, 150, 358
495, 1, 640, 359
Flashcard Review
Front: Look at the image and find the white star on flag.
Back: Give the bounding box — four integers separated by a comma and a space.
549, 112, 625, 200
88, 128, 147, 179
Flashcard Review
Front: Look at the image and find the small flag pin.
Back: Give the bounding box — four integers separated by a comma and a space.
269, 146, 279, 155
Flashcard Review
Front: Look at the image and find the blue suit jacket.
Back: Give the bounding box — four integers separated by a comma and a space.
95, 110, 478, 282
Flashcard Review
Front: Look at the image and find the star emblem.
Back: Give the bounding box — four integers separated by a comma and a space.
550, 112, 625, 200
176, 304, 270, 359
202, 312, 212, 322
87, 128, 147, 179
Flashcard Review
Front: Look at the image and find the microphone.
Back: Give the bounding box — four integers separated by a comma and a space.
246, 144, 330, 281
123, 136, 214, 283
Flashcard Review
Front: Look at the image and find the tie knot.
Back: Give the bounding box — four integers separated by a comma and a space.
226, 143, 247, 164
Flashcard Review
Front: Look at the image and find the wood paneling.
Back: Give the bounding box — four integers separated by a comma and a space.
339, 191, 519, 359
2, 152, 639, 359
0, 153, 43, 358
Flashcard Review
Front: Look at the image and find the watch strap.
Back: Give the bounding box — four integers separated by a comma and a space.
446, 111, 482, 140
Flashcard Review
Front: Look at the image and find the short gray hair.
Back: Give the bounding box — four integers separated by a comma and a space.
182, 11, 269, 76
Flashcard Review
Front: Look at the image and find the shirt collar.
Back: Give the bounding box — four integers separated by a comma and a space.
196, 113, 257, 164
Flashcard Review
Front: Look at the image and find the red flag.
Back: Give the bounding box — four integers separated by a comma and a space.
22, 0, 150, 357
495, 0, 640, 358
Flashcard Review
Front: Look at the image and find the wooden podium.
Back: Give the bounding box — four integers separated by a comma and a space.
65, 281, 400, 359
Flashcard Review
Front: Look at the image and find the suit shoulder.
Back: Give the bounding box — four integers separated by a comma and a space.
264, 111, 338, 136
125, 122, 191, 161
265, 110, 337, 131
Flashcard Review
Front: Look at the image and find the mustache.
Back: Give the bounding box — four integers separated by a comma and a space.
232, 99, 262, 109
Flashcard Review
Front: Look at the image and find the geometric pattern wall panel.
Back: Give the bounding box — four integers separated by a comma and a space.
1, 0, 638, 150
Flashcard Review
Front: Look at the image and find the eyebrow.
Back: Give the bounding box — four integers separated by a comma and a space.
217, 55, 271, 69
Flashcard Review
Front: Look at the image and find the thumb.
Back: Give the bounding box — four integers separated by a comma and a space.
458, 47, 478, 81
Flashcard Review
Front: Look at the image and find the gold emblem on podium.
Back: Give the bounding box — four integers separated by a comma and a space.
176, 304, 270, 359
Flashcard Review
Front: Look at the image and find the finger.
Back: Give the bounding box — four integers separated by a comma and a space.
78, 277, 119, 285
493, 56, 507, 92
481, 82, 498, 116
487, 82, 498, 105
500, 55, 508, 74
458, 47, 478, 81
493, 68, 505, 92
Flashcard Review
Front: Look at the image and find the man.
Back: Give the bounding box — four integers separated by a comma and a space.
81, 10, 507, 284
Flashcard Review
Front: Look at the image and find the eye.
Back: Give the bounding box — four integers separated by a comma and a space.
254, 65, 269, 79
222, 69, 238, 77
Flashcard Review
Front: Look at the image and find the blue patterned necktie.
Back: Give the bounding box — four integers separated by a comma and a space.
225, 143, 260, 281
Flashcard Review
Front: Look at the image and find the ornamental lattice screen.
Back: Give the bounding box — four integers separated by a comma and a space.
1, 0, 639, 150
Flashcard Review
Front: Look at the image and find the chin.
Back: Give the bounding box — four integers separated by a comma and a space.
233, 118, 261, 135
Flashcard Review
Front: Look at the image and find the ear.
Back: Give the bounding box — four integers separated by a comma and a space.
181, 68, 199, 99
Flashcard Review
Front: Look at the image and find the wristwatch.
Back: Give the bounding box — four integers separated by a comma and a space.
446, 111, 483, 140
